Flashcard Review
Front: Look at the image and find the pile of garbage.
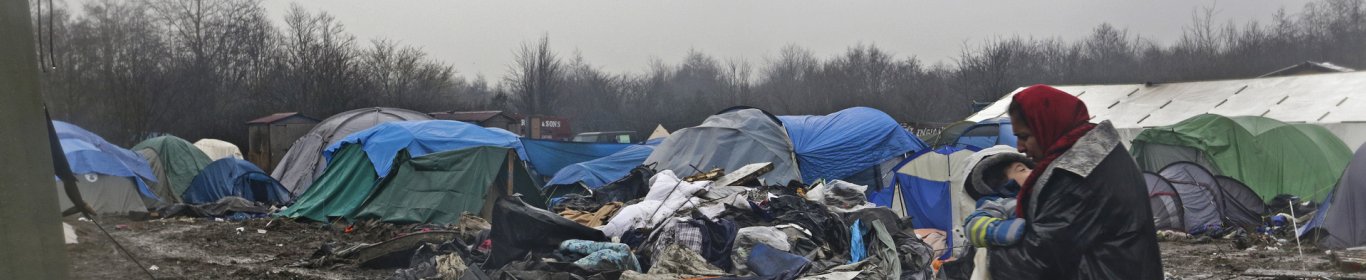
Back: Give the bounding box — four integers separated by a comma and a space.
297, 162, 942, 280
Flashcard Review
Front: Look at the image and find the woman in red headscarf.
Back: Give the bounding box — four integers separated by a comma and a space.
984, 84, 1162, 279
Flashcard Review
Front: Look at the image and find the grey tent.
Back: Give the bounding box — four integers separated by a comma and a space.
1213, 176, 1267, 228
1158, 162, 1222, 233
57, 174, 148, 216
644, 108, 802, 185
1299, 142, 1366, 249
1144, 172, 1185, 231
270, 107, 431, 196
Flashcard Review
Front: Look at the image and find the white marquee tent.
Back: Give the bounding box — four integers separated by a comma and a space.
966, 71, 1366, 151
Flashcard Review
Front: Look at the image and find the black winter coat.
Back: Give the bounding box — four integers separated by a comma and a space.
989, 121, 1163, 280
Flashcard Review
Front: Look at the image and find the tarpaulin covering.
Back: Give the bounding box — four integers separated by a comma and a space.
183, 158, 290, 205
778, 107, 927, 184
56, 139, 158, 199
486, 196, 608, 270
53, 121, 157, 186
545, 144, 655, 189
1300, 142, 1366, 249
646, 108, 802, 184
193, 138, 243, 161
272, 107, 431, 197
134, 135, 213, 203
324, 120, 524, 180
520, 138, 633, 177
1132, 114, 1351, 200
278, 144, 378, 222
354, 146, 519, 224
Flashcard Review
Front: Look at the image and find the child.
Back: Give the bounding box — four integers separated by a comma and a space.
965, 153, 1033, 248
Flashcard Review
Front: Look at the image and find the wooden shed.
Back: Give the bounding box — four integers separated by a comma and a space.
246, 112, 319, 171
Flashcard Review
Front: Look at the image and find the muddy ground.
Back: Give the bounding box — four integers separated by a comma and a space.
65, 216, 1342, 279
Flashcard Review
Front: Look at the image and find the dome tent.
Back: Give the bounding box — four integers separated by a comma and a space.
279, 120, 539, 225
1132, 114, 1351, 201
645, 107, 802, 185
193, 138, 243, 161
134, 135, 213, 205
778, 107, 928, 185
53, 121, 160, 215
184, 158, 290, 206
270, 107, 431, 197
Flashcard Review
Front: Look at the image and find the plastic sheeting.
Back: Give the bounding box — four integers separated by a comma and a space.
778, 107, 927, 184
646, 108, 802, 185
545, 145, 655, 189
271, 107, 431, 197
1300, 142, 1366, 249
134, 135, 213, 203
521, 139, 633, 178
53, 121, 157, 186
183, 158, 290, 205
324, 120, 524, 180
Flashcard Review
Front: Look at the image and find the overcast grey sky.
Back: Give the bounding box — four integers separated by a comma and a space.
261, 0, 1304, 80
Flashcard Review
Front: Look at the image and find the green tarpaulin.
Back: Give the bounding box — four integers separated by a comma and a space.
1132, 114, 1351, 201
356, 146, 535, 224
282, 144, 545, 224
278, 144, 379, 222
134, 135, 212, 203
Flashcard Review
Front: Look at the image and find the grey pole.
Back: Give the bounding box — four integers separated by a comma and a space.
0, 0, 73, 278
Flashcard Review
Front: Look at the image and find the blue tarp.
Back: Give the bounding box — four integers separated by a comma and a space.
324, 120, 525, 178
184, 158, 291, 205
954, 117, 1017, 150
868, 146, 973, 260
779, 107, 927, 184
54, 121, 159, 199
521, 139, 633, 177
545, 144, 655, 189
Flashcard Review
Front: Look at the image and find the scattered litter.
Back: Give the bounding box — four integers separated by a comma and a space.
77, 217, 90, 222
148, 265, 159, 271
115, 224, 128, 230
235, 227, 245, 234
215, 218, 225, 222
257, 229, 267, 234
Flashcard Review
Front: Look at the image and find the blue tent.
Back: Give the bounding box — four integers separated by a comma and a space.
184, 158, 291, 205
868, 146, 976, 260
324, 120, 525, 179
520, 138, 633, 178
545, 144, 655, 189
779, 107, 928, 184
954, 117, 1017, 150
53, 121, 158, 199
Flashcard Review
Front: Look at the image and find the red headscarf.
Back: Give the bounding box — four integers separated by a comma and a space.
1012, 84, 1095, 216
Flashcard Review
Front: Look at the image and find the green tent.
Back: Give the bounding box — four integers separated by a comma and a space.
134, 135, 213, 204
1131, 114, 1351, 201
277, 144, 379, 222
280, 144, 543, 224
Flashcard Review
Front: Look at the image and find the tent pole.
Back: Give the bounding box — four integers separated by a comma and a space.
506, 150, 515, 196
0, 0, 72, 277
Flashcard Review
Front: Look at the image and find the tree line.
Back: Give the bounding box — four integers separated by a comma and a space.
31, 0, 1366, 148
